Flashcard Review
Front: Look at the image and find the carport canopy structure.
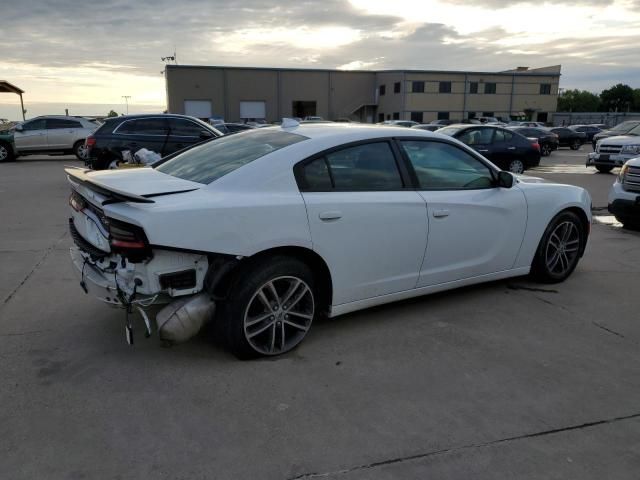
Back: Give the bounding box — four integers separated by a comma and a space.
0, 81, 25, 121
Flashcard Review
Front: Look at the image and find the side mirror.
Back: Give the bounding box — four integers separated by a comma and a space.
498, 171, 514, 188
199, 130, 213, 139
14, 124, 23, 132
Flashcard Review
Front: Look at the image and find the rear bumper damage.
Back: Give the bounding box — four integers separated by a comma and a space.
70, 245, 216, 343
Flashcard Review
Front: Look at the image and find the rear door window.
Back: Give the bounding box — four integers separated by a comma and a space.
168, 118, 206, 137
118, 118, 168, 135
47, 119, 82, 129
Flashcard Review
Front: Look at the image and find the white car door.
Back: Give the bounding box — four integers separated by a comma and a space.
14, 118, 48, 151
397, 139, 527, 286
297, 141, 428, 305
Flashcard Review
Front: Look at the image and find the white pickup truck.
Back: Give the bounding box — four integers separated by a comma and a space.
587, 124, 640, 173
608, 157, 640, 228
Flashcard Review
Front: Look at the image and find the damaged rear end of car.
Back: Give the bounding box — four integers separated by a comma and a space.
66, 166, 221, 344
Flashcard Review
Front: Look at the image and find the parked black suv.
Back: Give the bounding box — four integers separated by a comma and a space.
86, 114, 222, 170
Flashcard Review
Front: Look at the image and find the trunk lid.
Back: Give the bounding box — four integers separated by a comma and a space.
65, 166, 201, 203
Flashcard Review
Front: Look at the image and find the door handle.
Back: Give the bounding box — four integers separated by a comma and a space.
319, 211, 342, 221
507, 146, 516, 150
432, 209, 450, 218
477, 149, 489, 153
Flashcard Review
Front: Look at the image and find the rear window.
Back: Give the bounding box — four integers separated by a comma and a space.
156, 129, 307, 184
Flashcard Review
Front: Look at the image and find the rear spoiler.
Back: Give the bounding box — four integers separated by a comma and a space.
65, 167, 155, 204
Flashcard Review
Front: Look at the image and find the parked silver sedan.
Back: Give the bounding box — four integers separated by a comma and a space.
13, 116, 98, 160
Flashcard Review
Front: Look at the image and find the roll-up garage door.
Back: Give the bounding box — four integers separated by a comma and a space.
240, 101, 266, 119
184, 100, 212, 119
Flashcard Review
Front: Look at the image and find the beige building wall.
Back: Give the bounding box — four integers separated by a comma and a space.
166, 65, 560, 124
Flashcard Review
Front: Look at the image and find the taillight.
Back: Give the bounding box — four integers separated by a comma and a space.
69, 191, 86, 212
105, 218, 150, 260
532, 142, 540, 151
85, 135, 96, 149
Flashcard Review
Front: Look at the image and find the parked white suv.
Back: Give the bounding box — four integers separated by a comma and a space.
608, 157, 640, 228
587, 124, 640, 173
13, 116, 98, 160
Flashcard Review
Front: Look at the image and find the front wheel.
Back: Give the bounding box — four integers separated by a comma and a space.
531, 211, 584, 283
596, 165, 613, 173
222, 257, 317, 359
570, 139, 581, 150
508, 159, 525, 174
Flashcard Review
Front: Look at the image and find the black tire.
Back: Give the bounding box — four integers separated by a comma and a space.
531, 210, 585, 283
221, 256, 317, 359
541, 143, 552, 157
0, 142, 14, 162
596, 165, 613, 173
615, 216, 640, 230
73, 140, 89, 161
569, 139, 581, 150
508, 159, 525, 174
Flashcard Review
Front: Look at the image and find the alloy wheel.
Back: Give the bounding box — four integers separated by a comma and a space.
509, 160, 524, 174
76, 143, 89, 159
544, 221, 580, 276
0, 145, 7, 161
541, 144, 551, 156
243, 276, 314, 355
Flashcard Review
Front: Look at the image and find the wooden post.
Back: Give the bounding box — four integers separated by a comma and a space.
19, 93, 25, 120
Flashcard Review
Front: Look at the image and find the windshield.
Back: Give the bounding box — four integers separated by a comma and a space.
156, 129, 307, 184
437, 126, 465, 137
610, 121, 640, 133
625, 125, 640, 136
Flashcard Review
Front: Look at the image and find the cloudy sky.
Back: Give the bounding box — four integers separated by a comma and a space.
1, 0, 639, 119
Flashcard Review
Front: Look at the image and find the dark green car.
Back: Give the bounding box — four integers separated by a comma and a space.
0, 130, 16, 162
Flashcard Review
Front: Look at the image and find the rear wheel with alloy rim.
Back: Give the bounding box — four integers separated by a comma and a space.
570, 139, 581, 150
541, 143, 552, 156
508, 159, 525, 174
222, 256, 317, 358
531, 211, 584, 283
74, 140, 89, 160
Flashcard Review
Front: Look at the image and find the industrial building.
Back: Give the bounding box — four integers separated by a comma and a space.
165, 64, 560, 124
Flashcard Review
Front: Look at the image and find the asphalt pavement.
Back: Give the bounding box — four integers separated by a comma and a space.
1, 149, 639, 480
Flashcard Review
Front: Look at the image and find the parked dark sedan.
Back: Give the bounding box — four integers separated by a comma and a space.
212, 122, 256, 135
508, 126, 559, 157
438, 124, 541, 173
592, 120, 640, 150
568, 125, 602, 143
86, 114, 222, 170
548, 127, 587, 150
411, 124, 441, 132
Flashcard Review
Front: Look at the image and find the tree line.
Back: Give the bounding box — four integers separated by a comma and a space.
558, 84, 640, 113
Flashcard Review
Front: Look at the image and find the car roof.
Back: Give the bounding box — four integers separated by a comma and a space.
258, 122, 438, 142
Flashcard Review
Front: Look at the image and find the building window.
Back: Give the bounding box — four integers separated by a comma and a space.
540, 84, 551, 95
537, 112, 548, 122
482, 112, 494, 117
394, 82, 401, 93
484, 83, 496, 94
410, 111, 423, 123
378, 113, 385, 123
439, 81, 452, 93
437, 112, 450, 120
470, 82, 478, 94
379, 85, 386, 96
393, 112, 400, 120
386, 114, 391, 120
412, 81, 425, 93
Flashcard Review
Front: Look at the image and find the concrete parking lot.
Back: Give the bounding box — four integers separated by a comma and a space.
1, 148, 639, 479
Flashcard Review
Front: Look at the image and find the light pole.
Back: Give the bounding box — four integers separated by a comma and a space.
122, 96, 131, 115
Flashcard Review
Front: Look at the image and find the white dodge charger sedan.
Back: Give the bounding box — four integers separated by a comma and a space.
67, 123, 591, 358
